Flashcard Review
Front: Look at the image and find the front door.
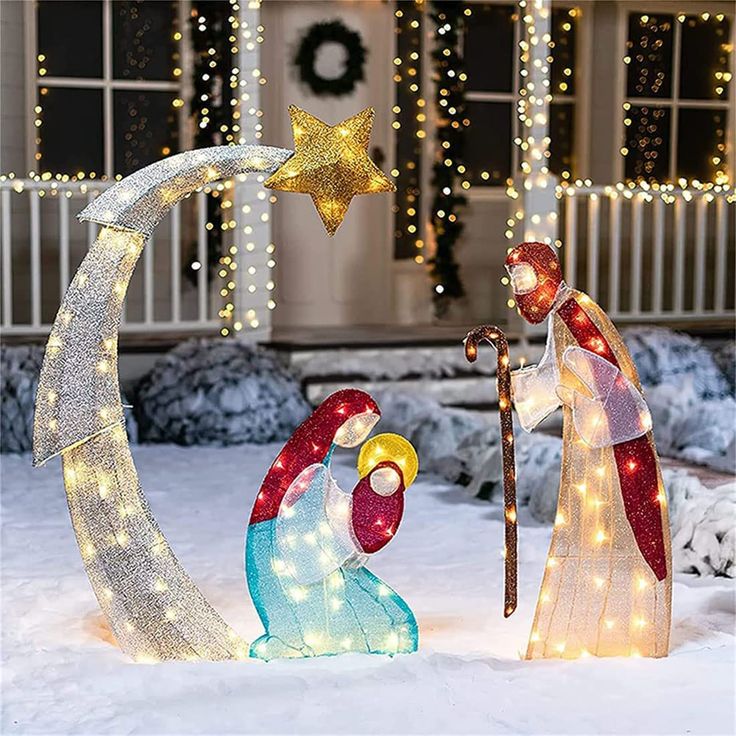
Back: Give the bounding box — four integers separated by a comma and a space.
262, 1, 394, 328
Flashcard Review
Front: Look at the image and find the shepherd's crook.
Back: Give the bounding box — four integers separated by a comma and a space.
464, 325, 518, 618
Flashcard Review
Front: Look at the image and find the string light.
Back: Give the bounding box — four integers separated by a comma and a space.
504, 2, 575, 309
427, 2, 470, 315
393, 2, 426, 265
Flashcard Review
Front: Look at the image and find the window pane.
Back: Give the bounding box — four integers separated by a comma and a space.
626, 13, 674, 99
551, 7, 577, 97
114, 91, 179, 175
113, 1, 179, 81
38, 87, 103, 175
465, 101, 512, 185
624, 105, 670, 182
549, 102, 575, 177
464, 4, 515, 93
679, 15, 731, 101
677, 108, 728, 182
38, 1, 102, 78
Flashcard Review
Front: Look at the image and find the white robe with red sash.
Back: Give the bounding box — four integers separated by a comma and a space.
512, 286, 672, 659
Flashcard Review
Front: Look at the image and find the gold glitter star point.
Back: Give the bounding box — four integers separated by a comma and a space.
265, 105, 396, 236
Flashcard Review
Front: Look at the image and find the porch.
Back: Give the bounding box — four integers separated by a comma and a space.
0, 176, 733, 347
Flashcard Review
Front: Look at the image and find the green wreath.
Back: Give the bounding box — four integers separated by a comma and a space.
295, 20, 367, 97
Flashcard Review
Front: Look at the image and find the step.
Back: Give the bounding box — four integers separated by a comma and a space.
304, 373, 498, 407
266, 340, 546, 410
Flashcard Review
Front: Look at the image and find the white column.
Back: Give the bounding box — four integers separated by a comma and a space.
519, 0, 558, 245
234, 1, 274, 343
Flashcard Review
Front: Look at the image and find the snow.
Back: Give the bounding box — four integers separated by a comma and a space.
2, 444, 734, 735
668, 470, 736, 577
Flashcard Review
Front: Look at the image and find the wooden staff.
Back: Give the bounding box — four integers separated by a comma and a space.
464, 325, 518, 618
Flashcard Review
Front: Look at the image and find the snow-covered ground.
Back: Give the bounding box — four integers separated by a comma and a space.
2, 444, 734, 735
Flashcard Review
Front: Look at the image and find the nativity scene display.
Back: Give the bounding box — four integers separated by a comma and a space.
245, 389, 419, 659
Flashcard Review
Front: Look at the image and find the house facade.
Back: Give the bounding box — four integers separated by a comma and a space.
1, 0, 734, 342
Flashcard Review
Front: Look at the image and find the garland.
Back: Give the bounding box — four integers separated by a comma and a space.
429, 2, 467, 317
295, 20, 367, 98
184, 0, 235, 286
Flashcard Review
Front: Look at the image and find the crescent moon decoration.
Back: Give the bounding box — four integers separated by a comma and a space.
32, 107, 395, 662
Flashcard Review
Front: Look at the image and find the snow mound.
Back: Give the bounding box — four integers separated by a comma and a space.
373, 390, 488, 479
667, 470, 735, 577
1, 344, 138, 453
645, 379, 736, 467
134, 338, 310, 446
622, 326, 731, 399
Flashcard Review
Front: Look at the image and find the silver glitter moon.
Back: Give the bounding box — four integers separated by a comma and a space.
33, 145, 294, 661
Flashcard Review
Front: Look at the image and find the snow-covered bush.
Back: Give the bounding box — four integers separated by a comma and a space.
619, 328, 736, 469
134, 338, 310, 446
1, 344, 138, 453
622, 326, 731, 400
666, 469, 735, 577
645, 380, 736, 466
456, 422, 562, 522
1, 345, 45, 454
711, 340, 736, 395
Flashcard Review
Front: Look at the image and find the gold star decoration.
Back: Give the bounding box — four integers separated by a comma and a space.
265, 105, 396, 236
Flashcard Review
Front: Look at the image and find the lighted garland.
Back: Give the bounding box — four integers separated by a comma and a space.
429, 2, 467, 317
294, 21, 367, 98
392, 3, 426, 264
184, 1, 236, 287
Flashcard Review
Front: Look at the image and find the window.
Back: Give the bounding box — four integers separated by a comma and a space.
622, 12, 732, 184
35, 0, 183, 178
463, 4, 579, 186
464, 3, 518, 186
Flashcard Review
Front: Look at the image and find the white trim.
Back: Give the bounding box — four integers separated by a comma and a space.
37, 77, 179, 91
466, 187, 514, 202
613, 1, 627, 182
668, 18, 682, 181
102, 0, 113, 177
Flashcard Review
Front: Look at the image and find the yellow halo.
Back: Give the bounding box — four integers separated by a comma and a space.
357, 433, 419, 488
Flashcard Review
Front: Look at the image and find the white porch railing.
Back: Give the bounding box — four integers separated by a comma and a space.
559, 185, 735, 323
0, 179, 221, 336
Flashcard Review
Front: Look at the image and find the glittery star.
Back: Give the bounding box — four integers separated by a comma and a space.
265, 106, 396, 236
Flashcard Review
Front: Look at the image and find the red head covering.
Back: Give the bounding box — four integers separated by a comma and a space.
351, 460, 405, 554
505, 241, 563, 324
249, 389, 380, 525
